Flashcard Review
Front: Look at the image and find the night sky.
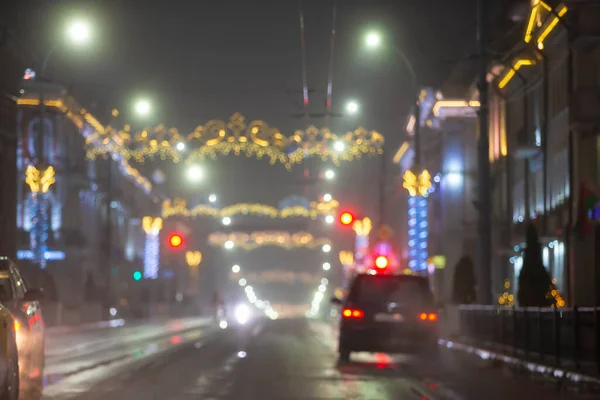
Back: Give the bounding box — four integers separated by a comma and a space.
4, 0, 481, 308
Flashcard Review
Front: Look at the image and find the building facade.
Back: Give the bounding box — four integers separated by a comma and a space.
488, 0, 600, 306
16, 80, 160, 324
396, 88, 479, 302
396, 0, 600, 306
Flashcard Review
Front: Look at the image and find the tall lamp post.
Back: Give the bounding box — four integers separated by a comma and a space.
29, 20, 91, 278
37, 19, 91, 165
364, 31, 432, 274
364, 31, 422, 225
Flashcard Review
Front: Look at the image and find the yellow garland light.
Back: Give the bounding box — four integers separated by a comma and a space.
229, 270, 321, 284
209, 231, 331, 251
352, 218, 372, 236
185, 251, 202, 268
17, 97, 153, 194
403, 169, 431, 197
162, 198, 339, 219
25, 165, 55, 193
142, 216, 162, 234
84, 113, 384, 168
339, 251, 354, 267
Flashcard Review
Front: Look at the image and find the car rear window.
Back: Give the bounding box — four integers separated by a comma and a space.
348, 275, 433, 307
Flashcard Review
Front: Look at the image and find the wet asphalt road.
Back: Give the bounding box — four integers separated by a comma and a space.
38, 317, 596, 400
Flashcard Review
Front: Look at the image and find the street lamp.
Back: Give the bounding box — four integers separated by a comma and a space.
333, 141, 345, 152
134, 99, 151, 116
322, 244, 332, 253
187, 165, 204, 183
365, 31, 381, 48
209, 194, 217, 203
323, 193, 332, 202
224, 240, 234, 250
31, 18, 93, 285
324, 169, 335, 180
325, 215, 334, 224
222, 217, 232, 226
176, 142, 186, 151
345, 101, 359, 115
66, 20, 92, 45
364, 30, 420, 168
322, 262, 331, 271
232, 264, 240, 273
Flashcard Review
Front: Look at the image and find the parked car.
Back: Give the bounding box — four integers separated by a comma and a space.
0, 257, 45, 399
0, 302, 19, 400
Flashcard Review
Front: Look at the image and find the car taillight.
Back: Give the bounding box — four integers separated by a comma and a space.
419, 313, 437, 322
342, 308, 364, 319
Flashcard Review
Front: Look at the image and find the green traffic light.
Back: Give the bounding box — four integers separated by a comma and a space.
133, 271, 142, 281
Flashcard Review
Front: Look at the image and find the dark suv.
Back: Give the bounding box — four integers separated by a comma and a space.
333, 273, 439, 362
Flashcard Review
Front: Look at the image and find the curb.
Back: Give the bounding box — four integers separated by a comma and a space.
438, 338, 600, 386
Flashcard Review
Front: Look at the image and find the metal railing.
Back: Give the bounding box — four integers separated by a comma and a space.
458, 305, 600, 375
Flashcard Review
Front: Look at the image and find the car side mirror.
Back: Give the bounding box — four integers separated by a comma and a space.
23, 288, 44, 302
330, 297, 342, 305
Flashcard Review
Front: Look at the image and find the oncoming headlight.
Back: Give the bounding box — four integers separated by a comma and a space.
235, 304, 251, 325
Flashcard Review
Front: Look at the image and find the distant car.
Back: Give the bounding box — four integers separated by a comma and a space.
0, 257, 45, 399
333, 273, 439, 362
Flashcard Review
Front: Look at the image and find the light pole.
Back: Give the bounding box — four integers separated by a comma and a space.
30, 19, 91, 282
37, 19, 92, 165
365, 32, 421, 224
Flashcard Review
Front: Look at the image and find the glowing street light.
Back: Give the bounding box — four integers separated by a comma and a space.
333, 141, 345, 152
239, 278, 247, 287
208, 194, 217, 203
322, 244, 332, 253
187, 165, 204, 183
134, 99, 151, 116
224, 240, 234, 250
222, 217, 232, 226
176, 142, 186, 151
323, 193, 332, 202
365, 31, 382, 48
325, 215, 334, 224
323, 262, 331, 271
324, 169, 335, 180
66, 19, 92, 45
232, 264, 240, 273
345, 101, 359, 115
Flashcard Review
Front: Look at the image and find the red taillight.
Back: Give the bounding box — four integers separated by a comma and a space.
419, 313, 437, 321
342, 308, 364, 319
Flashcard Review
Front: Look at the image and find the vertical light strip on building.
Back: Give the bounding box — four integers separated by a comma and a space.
408, 196, 428, 271
142, 217, 162, 280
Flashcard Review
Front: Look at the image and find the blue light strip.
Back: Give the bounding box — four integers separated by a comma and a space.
143, 232, 160, 279
408, 196, 428, 271
17, 250, 65, 261
29, 193, 50, 269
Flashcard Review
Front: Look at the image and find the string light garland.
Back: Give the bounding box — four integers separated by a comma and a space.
162, 197, 339, 219
83, 112, 384, 168
208, 231, 332, 251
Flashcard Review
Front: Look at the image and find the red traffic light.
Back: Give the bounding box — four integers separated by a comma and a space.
375, 255, 389, 269
169, 234, 183, 248
340, 212, 354, 226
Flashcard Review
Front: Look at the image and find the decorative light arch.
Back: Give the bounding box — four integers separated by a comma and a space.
85, 113, 384, 168
162, 197, 339, 219
209, 231, 332, 251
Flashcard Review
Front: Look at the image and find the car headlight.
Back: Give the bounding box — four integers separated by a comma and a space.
234, 304, 251, 325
